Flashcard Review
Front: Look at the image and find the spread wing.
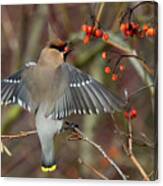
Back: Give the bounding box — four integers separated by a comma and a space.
48, 63, 126, 120
1, 62, 37, 112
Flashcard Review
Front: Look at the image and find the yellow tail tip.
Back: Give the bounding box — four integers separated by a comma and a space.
41, 164, 57, 172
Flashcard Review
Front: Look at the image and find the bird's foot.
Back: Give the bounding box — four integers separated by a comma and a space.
63, 121, 82, 141
64, 121, 79, 131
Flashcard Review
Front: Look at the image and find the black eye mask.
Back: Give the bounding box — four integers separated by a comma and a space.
49, 43, 67, 52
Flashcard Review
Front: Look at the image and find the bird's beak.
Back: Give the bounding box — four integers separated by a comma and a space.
64, 44, 72, 55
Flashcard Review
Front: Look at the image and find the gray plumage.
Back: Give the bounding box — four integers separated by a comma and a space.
1, 39, 126, 170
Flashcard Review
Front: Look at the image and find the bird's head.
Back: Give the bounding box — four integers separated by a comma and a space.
38, 39, 72, 67
46, 39, 72, 61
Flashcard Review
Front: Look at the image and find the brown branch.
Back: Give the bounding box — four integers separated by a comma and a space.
0, 141, 12, 157
120, 1, 156, 24
111, 115, 154, 149
129, 84, 154, 99
95, 2, 105, 28
112, 54, 154, 76
1, 130, 37, 140
78, 158, 109, 180
104, 39, 154, 76
1, 126, 127, 180
126, 117, 150, 181
72, 127, 127, 180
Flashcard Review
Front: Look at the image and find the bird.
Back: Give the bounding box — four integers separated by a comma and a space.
1, 38, 126, 173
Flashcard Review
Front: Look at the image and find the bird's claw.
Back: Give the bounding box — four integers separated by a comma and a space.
65, 121, 79, 131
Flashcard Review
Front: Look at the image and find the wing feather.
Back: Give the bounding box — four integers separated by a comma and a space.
1, 62, 37, 112
48, 63, 126, 120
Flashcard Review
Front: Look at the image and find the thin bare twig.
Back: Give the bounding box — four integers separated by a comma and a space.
112, 54, 154, 76
126, 117, 150, 181
111, 115, 154, 149
78, 158, 109, 180
129, 84, 154, 99
1, 130, 37, 140
0, 141, 12, 157
73, 127, 127, 180
95, 2, 105, 28
120, 1, 156, 25
1, 126, 127, 180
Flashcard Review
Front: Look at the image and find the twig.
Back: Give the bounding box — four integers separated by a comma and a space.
111, 115, 154, 149
1, 130, 37, 140
0, 141, 12, 157
78, 158, 109, 180
120, 1, 156, 25
73, 127, 127, 180
126, 117, 150, 181
1, 127, 127, 180
108, 51, 154, 76
129, 84, 154, 99
112, 54, 154, 76
95, 2, 105, 28
107, 41, 154, 76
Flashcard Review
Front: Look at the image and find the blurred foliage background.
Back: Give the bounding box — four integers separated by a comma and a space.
1, 2, 157, 180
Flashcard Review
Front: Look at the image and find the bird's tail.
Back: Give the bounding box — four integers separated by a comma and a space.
36, 111, 63, 173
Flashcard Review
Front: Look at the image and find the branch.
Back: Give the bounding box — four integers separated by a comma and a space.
1, 130, 37, 140
71, 126, 127, 180
112, 54, 154, 76
0, 141, 12, 157
78, 158, 109, 180
125, 117, 150, 181
120, 1, 156, 24
1, 126, 127, 180
111, 114, 154, 149
128, 84, 154, 99
95, 2, 105, 28
105, 42, 154, 76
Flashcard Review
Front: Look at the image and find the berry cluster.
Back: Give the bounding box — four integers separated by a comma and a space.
102, 51, 125, 81
124, 107, 137, 120
120, 22, 156, 38
81, 24, 109, 45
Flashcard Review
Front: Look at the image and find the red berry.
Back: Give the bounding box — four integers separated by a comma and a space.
146, 28, 156, 37
112, 74, 118, 81
87, 25, 93, 35
130, 108, 137, 118
102, 33, 109, 41
120, 23, 126, 33
125, 30, 134, 37
95, 29, 103, 38
124, 108, 137, 120
81, 24, 88, 32
102, 51, 107, 60
104, 66, 111, 74
143, 24, 149, 32
131, 22, 140, 30
119, 64, 125, 72
83, 35, 90, 45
